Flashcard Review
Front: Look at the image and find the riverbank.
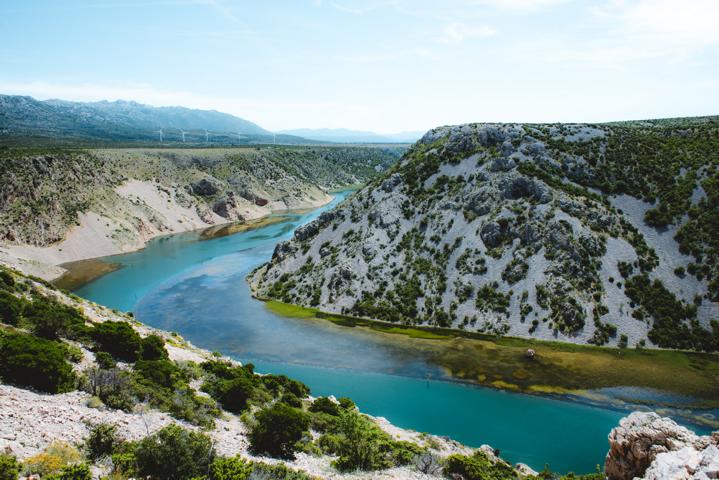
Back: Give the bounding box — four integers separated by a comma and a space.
0, 188, 337, 287
261, 300, 719, 419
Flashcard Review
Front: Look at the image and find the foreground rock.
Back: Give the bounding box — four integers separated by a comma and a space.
606, 411, 719, 480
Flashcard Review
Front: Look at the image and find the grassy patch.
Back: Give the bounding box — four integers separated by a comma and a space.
264, 300, 719, 407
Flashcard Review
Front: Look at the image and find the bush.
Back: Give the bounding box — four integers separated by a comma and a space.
140, 334, 168, 361
94, 351, 116, 369
24, 297, 86, 340
0, 332, 75, 393
135, 424, 215, 480
48, 463, 91, 480
215, 377, 255, 413
309, 397, 340, 416
444, 451, 517, 480
85, 367, 135, 411
248, 463, 316, 480
209, 456, 252, 480
134, 359, 182, 389
0, 291, 24, 326
23, 442, 82, 478
0, 453, 19, 480
91, 321, 142, 362
85, 423, 119, 461
249, 403, 309, 459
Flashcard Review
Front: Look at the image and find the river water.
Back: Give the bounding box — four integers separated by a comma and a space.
73, 190, 667, 474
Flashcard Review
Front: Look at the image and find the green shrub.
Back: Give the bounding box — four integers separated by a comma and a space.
309, 397, 340, 416
444, 451, 517, 480
332, 411, 392, 472
0, 453, 19, 480
0, 291, 25, 326
134, 359, 182, 388
249, 463, 317, 480
94, 351, 116, 369
24, 297, 87, 340
91, 321, 141, 362
140, 334, 168, 361
249, 403, 310, 459
209, 456, 252, 480
47, 463, 91, 480
135, 424, 215, 480
0, 331, 75, 393
85, 423, 119, 461
214, 376, 255, 413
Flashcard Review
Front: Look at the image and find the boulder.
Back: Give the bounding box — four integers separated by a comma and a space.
500, 175, 551, 203
605, 412, 719, 480
467, 187, 496, 217
212, 192, 245, 221
381, 173, 403, 192
480, 221, 503, 248
190, 178, 219, 196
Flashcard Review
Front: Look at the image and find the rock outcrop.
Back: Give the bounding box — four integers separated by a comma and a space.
606, 412, 719, 480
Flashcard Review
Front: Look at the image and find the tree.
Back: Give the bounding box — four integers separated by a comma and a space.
249, 403, 309, 459
135, 424, 215, 480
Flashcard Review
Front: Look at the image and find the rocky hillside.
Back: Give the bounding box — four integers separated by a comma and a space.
250, 119, 719, 351
0, 145, 402, 279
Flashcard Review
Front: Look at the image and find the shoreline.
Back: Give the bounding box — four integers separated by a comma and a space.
3, 191, 338, 287
253, 298, 719, 424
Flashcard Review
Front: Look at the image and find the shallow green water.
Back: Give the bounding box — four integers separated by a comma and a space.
74, 191, 648, 473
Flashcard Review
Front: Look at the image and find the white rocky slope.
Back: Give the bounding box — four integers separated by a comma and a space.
250, 122, 719, 350
605, 412, 719, 480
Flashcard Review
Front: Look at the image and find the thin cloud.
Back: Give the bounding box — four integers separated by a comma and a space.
440, 23, 496, 44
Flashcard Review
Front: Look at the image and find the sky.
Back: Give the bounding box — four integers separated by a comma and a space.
1, 0, 718, 133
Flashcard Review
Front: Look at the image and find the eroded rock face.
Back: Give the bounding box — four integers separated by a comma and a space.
190, 178, 219, 196
212, 192, 246, 221
606, 412, 719, 480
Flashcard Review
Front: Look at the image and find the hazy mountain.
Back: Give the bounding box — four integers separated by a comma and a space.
0, 94, 307, 145
277, 127, 423, 144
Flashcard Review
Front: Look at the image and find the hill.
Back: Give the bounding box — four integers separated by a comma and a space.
0, 95, 307, 145
0, 145, 404, 279
250, 118, 719, 352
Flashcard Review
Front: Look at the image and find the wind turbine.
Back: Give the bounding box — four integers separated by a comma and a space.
237, 131, 243, 143
155, 128, 164, 143
179, 129, 188, 142
273, 133, 276, 145
205, 129, 209, 143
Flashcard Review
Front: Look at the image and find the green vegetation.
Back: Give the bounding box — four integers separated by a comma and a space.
135, 424, 215, 480
266, 299, 719, 407
0, 453, 20, 480
444, 451, 517, 480
249, 402, 310, 459
0, 331, 75, 393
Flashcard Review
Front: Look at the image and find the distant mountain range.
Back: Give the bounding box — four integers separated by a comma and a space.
0, 94, 423, 146
277, 128, 422, 144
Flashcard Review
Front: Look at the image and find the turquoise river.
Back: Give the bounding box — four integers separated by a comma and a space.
72, 190, 704, 474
